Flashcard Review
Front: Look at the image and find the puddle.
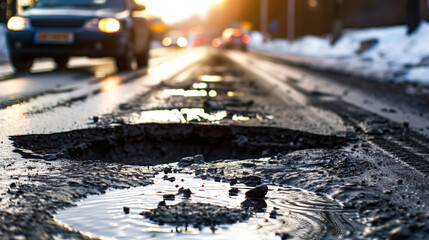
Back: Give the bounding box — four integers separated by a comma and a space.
11, 123, 350, 165
55, 173, 362, 240
199, 75, 223, 82
162, 89, 212, 97
129, 108, 272, 124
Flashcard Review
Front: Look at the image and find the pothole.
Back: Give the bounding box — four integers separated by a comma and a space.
55, 172, 363, 240
11, 123, 350, 165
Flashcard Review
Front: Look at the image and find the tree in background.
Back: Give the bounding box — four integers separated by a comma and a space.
407, 0, 420, 34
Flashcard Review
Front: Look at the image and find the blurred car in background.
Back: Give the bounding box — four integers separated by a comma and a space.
222, 27, 250, 51
162, 30, 188, 48
6, 0, 151, 72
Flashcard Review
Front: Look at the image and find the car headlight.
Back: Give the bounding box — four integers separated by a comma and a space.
177, 37, 188, 48
7, 16, 30, 31
85, 18, 121, 33
162, 37, 172, 47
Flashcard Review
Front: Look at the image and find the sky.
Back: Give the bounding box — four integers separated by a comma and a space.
136, 0, 224, 24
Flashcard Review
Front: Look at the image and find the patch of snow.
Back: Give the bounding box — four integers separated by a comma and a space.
0, 24, 8, 63
249, 21, 429, 85
402, 67, 429, 83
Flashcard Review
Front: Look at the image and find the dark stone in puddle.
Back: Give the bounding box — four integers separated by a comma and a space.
270, 209, 278, 219
230, 178, 238, 185
158, 200, 166, 207
183, 189, 192, 198
177, 187, 192, 198
242, 175, 262, 187
10, 123, 351, 166
141, 202, 250, 227
163, 194, 175, 201
163, 175, 175, 182
241, 198, 267, 212
245, 185, 268, 198
123, 207, 130, 214
229, 187, 239, 196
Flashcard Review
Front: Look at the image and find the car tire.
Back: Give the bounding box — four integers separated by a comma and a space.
136, 40, 150, 68
115, 40, 134, 72
54, 57, 69, 70
10, 55, 33, 73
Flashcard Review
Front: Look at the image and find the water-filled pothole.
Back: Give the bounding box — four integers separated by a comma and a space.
55, 173, 362, 240
11, 123, 350, 165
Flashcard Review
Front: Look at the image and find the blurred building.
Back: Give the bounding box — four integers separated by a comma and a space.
265, 0, 429, 39
0, 0, 36, 24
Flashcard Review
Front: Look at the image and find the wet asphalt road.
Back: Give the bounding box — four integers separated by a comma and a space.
0, 47, 429, 239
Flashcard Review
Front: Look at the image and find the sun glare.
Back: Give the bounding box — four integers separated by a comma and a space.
136, 0, 225, 24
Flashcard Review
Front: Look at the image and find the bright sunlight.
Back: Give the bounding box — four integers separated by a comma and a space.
136, 0, 225, 24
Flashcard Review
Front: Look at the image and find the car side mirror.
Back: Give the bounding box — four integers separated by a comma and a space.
133, 5, 146, 11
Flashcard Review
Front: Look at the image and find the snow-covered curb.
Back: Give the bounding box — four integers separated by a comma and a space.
0, 24, 9, 63
250, 21, 429, 85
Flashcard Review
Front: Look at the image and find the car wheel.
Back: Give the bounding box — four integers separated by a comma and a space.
10, 55, 33, 73
115, 40, 134, 71
136, 40, 150, 68
54, 57, 69, 70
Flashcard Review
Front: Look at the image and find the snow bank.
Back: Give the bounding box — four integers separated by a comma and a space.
250, 21, 429, 85
0, 24, 8, 63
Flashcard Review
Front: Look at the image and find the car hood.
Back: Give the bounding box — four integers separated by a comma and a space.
20, 8, 126, 19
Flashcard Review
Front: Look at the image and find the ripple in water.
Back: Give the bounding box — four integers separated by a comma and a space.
55, 172, 363, 240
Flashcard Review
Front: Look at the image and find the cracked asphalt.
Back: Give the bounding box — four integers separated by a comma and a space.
0, 47, 428, 239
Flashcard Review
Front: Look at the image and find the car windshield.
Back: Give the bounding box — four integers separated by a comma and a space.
34, 0, 125, 10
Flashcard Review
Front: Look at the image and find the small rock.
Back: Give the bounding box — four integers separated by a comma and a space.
93, 116, 99, 123
119, 103, 133, 111
383, 189, 392, 195
230, 178, 238, 186
123, 207, 130, 214
245, 185, 268, 198
158, 200, 166, 207
242, 175, 262, 187
389, 226, 410, 240
10, 183, 16, 188
178, 154, 205, 167
163, 194, 175, 201
44, 154, 57, 161
269, 209, 278, 219
229, 188, 239, 196
163, 168, 172, 174
183, 188, 192, 198
276, 233, 291, 240
403, 122, 409, 128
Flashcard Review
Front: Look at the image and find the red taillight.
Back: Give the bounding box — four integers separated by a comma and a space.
232, 29, 242, 37
193, 39, 202, 47
212, 38, 221, 48
242, 34, 251, 43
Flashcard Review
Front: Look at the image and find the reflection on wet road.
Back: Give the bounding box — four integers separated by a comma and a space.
0, 48, 209, 194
